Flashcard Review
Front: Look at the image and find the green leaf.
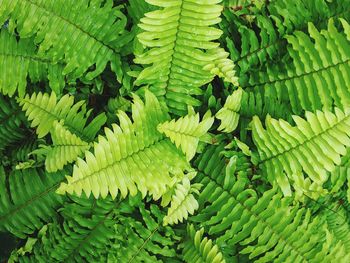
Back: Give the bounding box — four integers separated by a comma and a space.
158, 112, 214, 161
57, 90, 190, 200
0, 0, 131, 80
0, 167, 66, 238
183, 224, 226, 263
163, 176, 201, 226
216, 88, 243, 133
44, 121, 91, 173
135, 0, 235, 114
252, 108, 350, 197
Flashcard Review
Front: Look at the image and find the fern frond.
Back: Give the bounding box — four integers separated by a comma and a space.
2, 0, 350, 260
269, 0, 348, 28
163, 176, 201, 226
44, 121, 90, 173
0, 94, 26, 151
182, 224, 226, 263
0, 30, 64, 97
135, 0, 236, 114
127, 0, 156, 24
330, 165, 349, 193
0, 167, 66, 238
240, 87, 294, 121
157, 112, 214, 161
221, 9, 280, 74
19, 92, 83, 138
192, 145, 229, 209
109, 203, 179, 262
22, 196, 177, 262
246, 18, 350, 114
7, 137, 38, 165
216, 88, 243, 133
204, 47, 239, 85
192, 145, 350, 262
0, 0, 131, 80
313, 229, 350, 263
238, 88, 294, 141
321, 204, 350, 254
18, 92, 106, 141
252, 108, 350, 196
224, 0, 350, 77
328, 149, 350, 193
193, 149, 347, 262
17, 196, 118, 262
57, 90, 190, 200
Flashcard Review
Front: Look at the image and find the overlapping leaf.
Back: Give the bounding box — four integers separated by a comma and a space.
0, 167, 66, 238
252, 108, 350, 196
57, 90, 190, 200
0, 30, 64, 96
0, 0, 131, 80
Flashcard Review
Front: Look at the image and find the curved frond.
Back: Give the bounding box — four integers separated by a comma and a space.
0, 30, 64, 97
135, 0, 235, 114
0, 94, 26, 151
204, 47, 239, 85
313, 230, 350, 263
0, 0, 130, 80
223, 0, 350, 78
0, 167, 66, 238
182, 224, 226, 263
157, 112, 214, 161
109, 204, 179, 262
57, 90, 190, 200
240, 87, 294, 121
252, 108, 350, 196
44, 121, 90, 173
328, 149, 350, 193
163, 176, 201, 226
17, 196, 118, 262
321, 204, 350, 254
238, 88, 294, 141
193, 146, 348, 262
216, 87, 243, 133
18, 92, 106, 141
246, 19, 350, 114
6, 137, 38, 166
222, 7, 281, 74
17, 196, 180, 262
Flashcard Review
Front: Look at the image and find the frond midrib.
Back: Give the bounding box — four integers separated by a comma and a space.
20, 98, 90, 142
52, 143, 89, 147
0, 178, 61, 224
0, 108, 22, 126
160, 126, 199, 139
235, 7, 350, 65
165, 191, 192, 222
67, 137, 170, 187
258, 111, 350, 165
127, 224, 160, 263
64, 209, 115, 261
245, 58, 350, 89
196, 167, 310, 261
0, 52, 57, 65
162, 0, 185, 94
22, 0, 119, 54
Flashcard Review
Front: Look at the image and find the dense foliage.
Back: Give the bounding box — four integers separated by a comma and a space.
1, 0, 350, 262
